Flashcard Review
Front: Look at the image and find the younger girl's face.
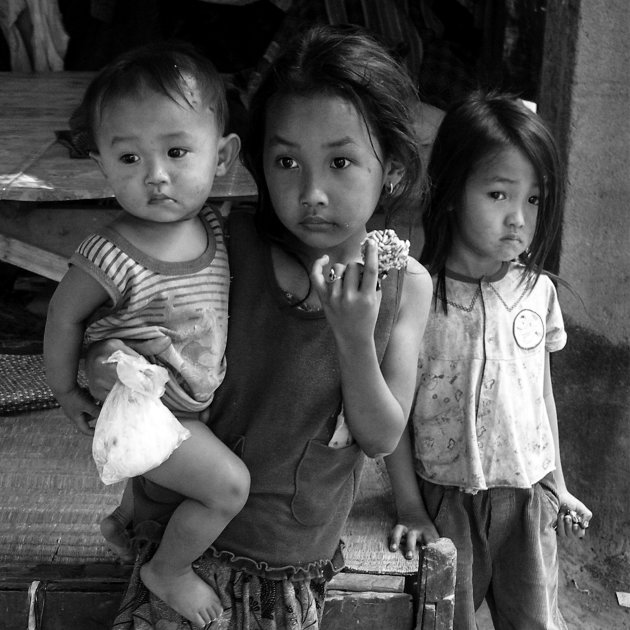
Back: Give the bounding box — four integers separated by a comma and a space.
262, 93, 397, 259
450, 146, 540, 277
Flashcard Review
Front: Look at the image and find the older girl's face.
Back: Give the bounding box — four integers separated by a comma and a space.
262, 93, 399, 260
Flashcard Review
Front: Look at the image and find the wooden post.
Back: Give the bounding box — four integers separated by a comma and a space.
415, 538, 457, 630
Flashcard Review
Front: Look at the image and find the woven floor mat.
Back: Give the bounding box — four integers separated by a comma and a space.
0, 405, 413, 574
0, 408, 124, 565
0, 353, 86, 414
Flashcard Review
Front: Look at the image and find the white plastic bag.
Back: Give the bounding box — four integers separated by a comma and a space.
92, 350, 191, 485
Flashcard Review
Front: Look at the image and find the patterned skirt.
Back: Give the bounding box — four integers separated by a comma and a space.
112, 543, 327, 630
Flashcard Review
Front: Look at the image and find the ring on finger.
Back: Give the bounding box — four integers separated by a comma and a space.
327, 269, 340, 283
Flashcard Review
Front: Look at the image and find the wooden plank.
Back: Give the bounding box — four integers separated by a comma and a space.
323, 591, 413, 630
9, 142, 257, 202
32, 590, 123, 630
3, 583, 412, 630
0, 72, 95, 186
416, 538, 456, 630
0, 72, 257, 202
0, 585, 124, 630
0, 563, 132, 588
1, 590, 30, 630
419, 539, 457, 601
0, 200, 239, 281
420, 603, 436, 630
0, 234, 68, 281
0, 72, 95, 122
328, 572, 405, 593
0, 146, 113, 202
434, 599, 455, 630
0, 201, 119, 253
1, 142, 256, 202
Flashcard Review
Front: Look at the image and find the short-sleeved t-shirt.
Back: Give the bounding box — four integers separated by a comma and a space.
412, 263, 566, 493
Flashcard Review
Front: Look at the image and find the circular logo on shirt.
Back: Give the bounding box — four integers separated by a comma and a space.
513, 309, 544, 349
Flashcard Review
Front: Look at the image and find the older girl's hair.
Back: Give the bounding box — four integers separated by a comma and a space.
421, 91, 565, 309
242, 24, 424, 244
80, 41, 228, 150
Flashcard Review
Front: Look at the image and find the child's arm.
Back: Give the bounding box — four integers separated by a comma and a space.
544, 352, 592, 537
44, 265, 110, 435
311, 241, 433, 457
83, 338, 171, 401
385, 427, 439, 558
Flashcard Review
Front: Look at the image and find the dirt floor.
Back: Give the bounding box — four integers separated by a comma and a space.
475, 540, 630, 629
2, 265, 629, 629
556, 540, 630, 630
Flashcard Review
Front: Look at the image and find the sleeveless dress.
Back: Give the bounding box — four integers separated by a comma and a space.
113, 210, 403, 630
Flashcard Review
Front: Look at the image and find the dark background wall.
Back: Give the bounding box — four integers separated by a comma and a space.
539, 0, 630, 564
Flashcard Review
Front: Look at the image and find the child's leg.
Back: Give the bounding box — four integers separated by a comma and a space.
139, 420, 250, 629
100, 480, 135, 562
420, 480, 491, 630
484, 476, 567, 630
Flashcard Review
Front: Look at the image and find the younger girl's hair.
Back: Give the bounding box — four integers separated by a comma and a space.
242, 24, 425, 245
421, 90, 565, 309
80, 41, 229, 151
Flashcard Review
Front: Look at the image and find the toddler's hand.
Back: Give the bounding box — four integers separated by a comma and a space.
85, 339, 140, 401
56, 387, 100, 436
389, 509, 439, 559
556, 491, 592, 539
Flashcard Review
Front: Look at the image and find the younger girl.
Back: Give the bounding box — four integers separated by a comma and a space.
88, 24, 433, 630
387, 92, 592, 630
44, 43, 249, 628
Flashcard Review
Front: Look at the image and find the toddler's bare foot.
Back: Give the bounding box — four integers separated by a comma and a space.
140, 560, 222, 628
100, 512, 134, 563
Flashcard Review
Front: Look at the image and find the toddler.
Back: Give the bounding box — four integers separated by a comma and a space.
44, 42, 248, 629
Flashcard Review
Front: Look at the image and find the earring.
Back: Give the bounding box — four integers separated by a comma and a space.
385, 181, 395, 196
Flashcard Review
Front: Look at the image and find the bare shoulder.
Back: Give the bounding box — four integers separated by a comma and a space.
398, 258, 433, 322
403, 257, 432, 291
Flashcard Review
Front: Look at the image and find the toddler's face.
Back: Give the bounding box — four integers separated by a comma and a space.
451, 146, 540, 277
91, 86, 224, 224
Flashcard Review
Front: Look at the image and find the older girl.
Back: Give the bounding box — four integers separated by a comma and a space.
89, 25, 432, 630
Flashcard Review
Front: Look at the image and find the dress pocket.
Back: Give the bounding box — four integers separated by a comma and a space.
291, 439, 362, 527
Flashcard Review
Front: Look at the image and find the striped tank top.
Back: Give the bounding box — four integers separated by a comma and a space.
70, 204, 229, 413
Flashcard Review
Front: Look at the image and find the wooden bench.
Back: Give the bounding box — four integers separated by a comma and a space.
0, 407, 455, 630
328, 456, 456, 630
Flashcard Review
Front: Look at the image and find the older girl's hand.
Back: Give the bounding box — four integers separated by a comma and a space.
389, 509, 440, 559
310, 240, 381, 344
